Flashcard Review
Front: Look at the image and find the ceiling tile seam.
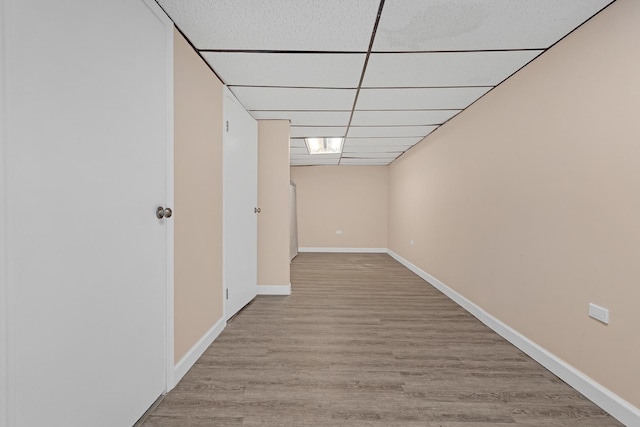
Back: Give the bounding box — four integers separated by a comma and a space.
370, 48, 549, 54
251, 109, 462, 112
351, 108, 463, 112
227, 85, 495, 90
344, 137, 423, 139
340, 0, 386, 165
251, 109, 352, 112
151, 3, 227, 86
442, 1, 617, 130
361, 2, 617, 167
199, 49, 367, 54
347, 136, 427, 138
423, 53, 544, 135
198, 48, 546, 54
348, 124, 442, 127
292, 124, 439, 128
536, 0, 617, 54
383, 1, 618, 164
359, 86, 495, 90
228, 85, 359, 90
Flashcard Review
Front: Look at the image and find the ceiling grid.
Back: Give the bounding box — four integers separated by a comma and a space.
156, 0, 615, 166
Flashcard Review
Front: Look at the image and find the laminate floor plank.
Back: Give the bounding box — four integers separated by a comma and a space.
141, 253, 622, 426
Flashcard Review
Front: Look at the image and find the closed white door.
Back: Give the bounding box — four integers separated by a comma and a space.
2, 0, 172, 426
223, 88, 258, 319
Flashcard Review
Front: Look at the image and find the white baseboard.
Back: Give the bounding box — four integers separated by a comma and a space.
173, 317, 226, 387
387, 249, 640, 427
298, 247, 387, 253
257, 283, 291, 296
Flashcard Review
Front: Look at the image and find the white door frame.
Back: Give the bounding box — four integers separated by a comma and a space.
141, 0, 176, 393
1, 2, 9, 425
1, 0, 11, 424
144, 0, 177, 393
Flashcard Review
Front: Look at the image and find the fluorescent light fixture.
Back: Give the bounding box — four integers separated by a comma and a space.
305, 137, 344, 154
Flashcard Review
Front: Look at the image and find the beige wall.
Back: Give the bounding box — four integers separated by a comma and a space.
257, 120, 291, 286
291, 166, 388, 249
388, 0, 640, 409
174, 29, 224, 362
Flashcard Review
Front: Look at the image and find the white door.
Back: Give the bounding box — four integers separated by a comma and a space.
223, 88, 258, 319
2, 1, 172, 426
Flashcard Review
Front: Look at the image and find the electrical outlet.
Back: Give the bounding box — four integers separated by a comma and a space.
410, 240, 414, 245
588, 303, 609, 324
336, 230, 343, 235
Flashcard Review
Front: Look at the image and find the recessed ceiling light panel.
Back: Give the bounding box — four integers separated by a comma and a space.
305, 137, 344, 155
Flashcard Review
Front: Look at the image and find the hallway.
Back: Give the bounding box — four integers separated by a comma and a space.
141, 253, 620, 426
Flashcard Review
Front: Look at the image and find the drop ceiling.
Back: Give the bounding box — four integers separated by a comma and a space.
156, 0, 614, 166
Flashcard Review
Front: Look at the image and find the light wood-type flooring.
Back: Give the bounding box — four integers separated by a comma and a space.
141, 253, 623, 426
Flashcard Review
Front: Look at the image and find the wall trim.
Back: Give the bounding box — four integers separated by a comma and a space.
0, 0, 9, 423
173, 317, 226, 387
387, 249, 640, 427
140, 0, 176, 395
257, 283, 291, 296
299, 247, 387, 253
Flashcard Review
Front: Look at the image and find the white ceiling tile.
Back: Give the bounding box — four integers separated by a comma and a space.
363, 51, 541, 87
351, 110, 459, 126
157, 0, 379, 51
202, 53, 365, 88
340, 158, 393, 165
291, 162, 338, 166
290, 127, 346, 138
291, 161, 339, 166
342, 152, 403, 158
290, 139, 307, 148
342, 145, 411, 153
344, 137, 422, 147
356, 87, 490, 110
290, 147, 309, 155
347, 126, 436, 138
252, 111, 351, 127
373, 0, 612, 51
291, 155, 340, 165
231, 87, 356, 111
291, 153, 340, 160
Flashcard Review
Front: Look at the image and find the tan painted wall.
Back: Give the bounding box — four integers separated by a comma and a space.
291, 166, 388, 249
257, 120, 291, 286
174, 29, 224, 362
388, 0, 640, 408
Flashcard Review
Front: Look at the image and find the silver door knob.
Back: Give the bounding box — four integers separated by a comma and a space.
156, 206, 173, 219
254, 207, 261, 213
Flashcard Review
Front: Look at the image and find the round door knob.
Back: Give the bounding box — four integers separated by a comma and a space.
164, 207, 173, 218
254, 207, 261, 213
156, 206, 165, 219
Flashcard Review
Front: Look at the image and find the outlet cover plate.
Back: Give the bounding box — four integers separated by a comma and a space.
589, 303, 609, 324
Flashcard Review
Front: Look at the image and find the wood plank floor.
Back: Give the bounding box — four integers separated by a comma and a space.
141, 253, 622, 426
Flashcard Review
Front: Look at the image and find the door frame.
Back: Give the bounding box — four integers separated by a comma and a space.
1, 1, 9, 425
142, 0, 176, 393
120, 0, 176, 396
